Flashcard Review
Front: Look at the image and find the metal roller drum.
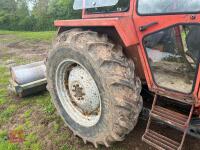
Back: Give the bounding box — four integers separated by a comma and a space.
9, 61, 47, 97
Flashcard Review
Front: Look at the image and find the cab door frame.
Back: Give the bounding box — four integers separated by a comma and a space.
133, 0, 200, 106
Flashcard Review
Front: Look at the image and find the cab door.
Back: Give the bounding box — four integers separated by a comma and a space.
133, 0, 200, 104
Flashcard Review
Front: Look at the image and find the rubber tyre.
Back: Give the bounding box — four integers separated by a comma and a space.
46, 29, 143, 147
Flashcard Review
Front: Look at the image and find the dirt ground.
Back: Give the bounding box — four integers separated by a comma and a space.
0, 34, 199, 150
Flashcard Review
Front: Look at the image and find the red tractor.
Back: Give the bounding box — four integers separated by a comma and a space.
46, 0, 200, 149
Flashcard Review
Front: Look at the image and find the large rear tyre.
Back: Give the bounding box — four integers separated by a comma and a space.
46, 29, 143, 147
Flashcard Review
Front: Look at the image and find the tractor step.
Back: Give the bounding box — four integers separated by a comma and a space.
142, 94, 194, 150
143, 130, 179, 150
151, 106, 188, 130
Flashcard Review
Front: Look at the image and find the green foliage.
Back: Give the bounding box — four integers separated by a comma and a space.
0, 0, 81, 31
48, 0, 81, 20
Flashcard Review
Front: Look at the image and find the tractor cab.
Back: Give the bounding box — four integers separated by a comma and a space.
52, 0, 200, 149
133, 0, 200, 105
73, 0, 200, 105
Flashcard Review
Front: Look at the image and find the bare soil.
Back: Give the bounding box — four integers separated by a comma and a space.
0, 34, 199, 150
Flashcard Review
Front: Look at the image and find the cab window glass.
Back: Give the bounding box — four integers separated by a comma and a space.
144, 25, 200, 93
86, 0, 130, 13
73, 0, 119, 10
138, 0, 200, 15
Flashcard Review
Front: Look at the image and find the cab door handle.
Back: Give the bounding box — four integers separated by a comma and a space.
139, 22, 158, 31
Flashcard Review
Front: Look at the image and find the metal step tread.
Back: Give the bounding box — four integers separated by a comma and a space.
143, 129, 180, 150
151, 106, 189, 130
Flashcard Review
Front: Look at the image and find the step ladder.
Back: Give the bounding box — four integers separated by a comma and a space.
142, 94, 194, 150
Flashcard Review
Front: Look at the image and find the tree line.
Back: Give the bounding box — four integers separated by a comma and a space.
0, 0, 81, 31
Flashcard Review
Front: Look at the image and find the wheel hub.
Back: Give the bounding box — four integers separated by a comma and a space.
68, 66, 100, 114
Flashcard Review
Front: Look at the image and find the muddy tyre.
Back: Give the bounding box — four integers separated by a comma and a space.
46, 29, 143, 147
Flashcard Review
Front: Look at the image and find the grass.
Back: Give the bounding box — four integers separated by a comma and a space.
0, 30, 56, 41
60, 144, 76, 150
0, 66, 10, 105
24, 110, 32, 118
0, 98, 6, 105
0, 60, 52, 149
0, 130, 19, 150
0, 31, 95, 150
0, 58, 58, 149
0, 39, 52, 149
0, 105, 17, 126
0, 66, 9, 85
23, 133, 41, 150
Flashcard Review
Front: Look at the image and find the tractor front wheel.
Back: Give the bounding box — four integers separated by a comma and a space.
46, 29, 143, 147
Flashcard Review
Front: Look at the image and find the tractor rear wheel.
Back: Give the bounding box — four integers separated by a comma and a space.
46, 29, 143, 147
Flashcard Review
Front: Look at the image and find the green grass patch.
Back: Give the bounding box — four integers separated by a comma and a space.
21, 92, 55, 115
24, 120, 31, 129
0, 30, 56, 41
23, 133, 41, 150
43, 100, 55, 115
0, 130, 8, 142
0, 142, 19, 150
35, 93, 55, 115
0, 65, 10, 99
24, 110, 32, 129
0, 130, 19, 150
53, 122, 60, 133
29, 143, 42, 150
60, 144, 76, 150
15, 125, 24, 131
0, 66, 9, 84
0, 105, 17, 125
24, 110, 32, 118
0, 88, 8, 98
0, 97, 6, 105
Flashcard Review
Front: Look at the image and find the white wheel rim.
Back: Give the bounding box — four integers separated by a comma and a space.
55, 59, 101, 127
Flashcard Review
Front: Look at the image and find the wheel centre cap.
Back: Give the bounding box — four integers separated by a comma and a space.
70, 82, 85, 101
68, 66, 100, 114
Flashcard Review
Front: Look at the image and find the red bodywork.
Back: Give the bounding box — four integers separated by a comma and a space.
54, 0, 200, 111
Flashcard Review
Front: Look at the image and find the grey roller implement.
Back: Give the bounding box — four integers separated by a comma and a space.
9, 61, 47, 97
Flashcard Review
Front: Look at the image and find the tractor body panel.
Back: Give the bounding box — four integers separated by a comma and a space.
55, 17, 139, 47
